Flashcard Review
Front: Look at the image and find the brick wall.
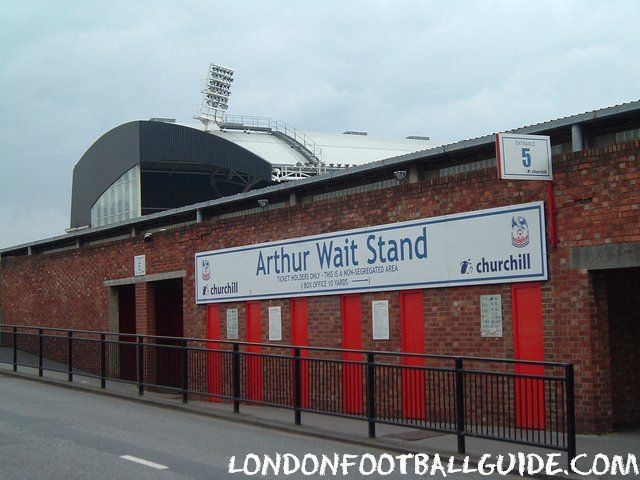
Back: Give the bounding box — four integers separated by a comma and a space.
1, 140, 639, 433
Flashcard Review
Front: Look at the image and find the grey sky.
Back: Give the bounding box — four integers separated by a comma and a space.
1, 0, 639, 248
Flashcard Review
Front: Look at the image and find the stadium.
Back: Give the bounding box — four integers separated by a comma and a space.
1, 64, 639, 446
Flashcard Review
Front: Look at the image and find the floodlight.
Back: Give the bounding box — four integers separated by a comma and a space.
393, 170, 408, 181
196, 63, 235, 130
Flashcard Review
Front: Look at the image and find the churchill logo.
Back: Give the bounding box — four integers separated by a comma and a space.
511, 216, 529, 248
460, 259, 473, 274
202, 259, 211, 281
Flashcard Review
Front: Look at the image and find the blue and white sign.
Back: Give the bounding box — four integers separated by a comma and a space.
497, 133, 553, 181
195, 202, 547, 303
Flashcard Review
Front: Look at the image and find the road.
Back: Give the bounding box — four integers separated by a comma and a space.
0, 375, 514, 479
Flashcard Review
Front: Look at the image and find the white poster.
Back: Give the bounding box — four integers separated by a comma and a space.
226, 308, 238, 339
480, 295, 503, 337
134, 255, 146, 276
268, 306, 282, 341
195, 202, 547, 303
372, 300, 390, 340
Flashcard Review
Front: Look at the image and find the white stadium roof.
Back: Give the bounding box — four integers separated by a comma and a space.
211, 129, 307, 166
304, 131, 441, 166
180, 121, 443, 167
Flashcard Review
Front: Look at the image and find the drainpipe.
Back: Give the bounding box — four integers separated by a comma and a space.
196, 209, 203, 223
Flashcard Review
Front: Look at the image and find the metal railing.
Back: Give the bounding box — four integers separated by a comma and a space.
220, 115, 323, 164
0, 324, 575, 459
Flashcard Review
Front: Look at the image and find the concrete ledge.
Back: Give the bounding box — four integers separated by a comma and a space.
569, 243, 640, 270
103, 270, 186, 286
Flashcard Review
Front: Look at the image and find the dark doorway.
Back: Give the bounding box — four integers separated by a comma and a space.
117, 284, 137, 382
603, 267, 640, 428
152, 279, 184, 389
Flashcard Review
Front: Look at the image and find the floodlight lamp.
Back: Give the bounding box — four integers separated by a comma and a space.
197, 62, 235, 129
394, 170, 408, 181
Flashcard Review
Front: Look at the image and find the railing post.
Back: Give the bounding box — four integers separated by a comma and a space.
366, 353, 376, 438
232, 343, 240, 413
67, 331, 73, 382
137, 336, 144, 396
455, 357, 466, 454
100, 333, 106, 389
38, 329, 43, 377
181, 339, 189, 404
565, 364, 576, 464
293, 347, 301, 425
12, 326, 17, 372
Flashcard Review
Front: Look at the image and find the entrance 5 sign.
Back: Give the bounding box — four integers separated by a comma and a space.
497, 133, 553, 181
195, 202, 548, 303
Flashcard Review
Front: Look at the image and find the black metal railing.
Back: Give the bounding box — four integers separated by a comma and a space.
0, 324, 575, 459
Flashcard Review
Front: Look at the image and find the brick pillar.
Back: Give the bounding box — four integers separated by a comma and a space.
135, 282, 156, 385
135, 282, 155, 335
580, 271, 613, 433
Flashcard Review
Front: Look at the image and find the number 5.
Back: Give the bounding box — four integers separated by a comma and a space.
521, 147, 532, 167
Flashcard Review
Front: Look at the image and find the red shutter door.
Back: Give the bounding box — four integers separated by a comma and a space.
512, 283, 546, 429
341, 295, 363, 415
246, 301, 263, 402
401, 291, 426, 419
291, 298, 310, 408
206, 304, 222, 402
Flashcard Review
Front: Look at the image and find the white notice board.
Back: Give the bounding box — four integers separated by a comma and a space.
226, 309, 238, 339
268, 306, 282, 341
480, 295, 502, 337
134, 255, 146, 276
372, 300, 390, 340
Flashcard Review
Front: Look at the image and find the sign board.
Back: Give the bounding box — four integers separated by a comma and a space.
134, 255, 146, 276
480, 295, 503, 337
195, 202, 547, 303
496, 133, 552, 181
372, 300, 390, 340
226, 309, 238, 339
268, 306, 282, 341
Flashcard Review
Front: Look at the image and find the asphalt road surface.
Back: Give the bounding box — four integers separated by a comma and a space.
0, 375, 513, 479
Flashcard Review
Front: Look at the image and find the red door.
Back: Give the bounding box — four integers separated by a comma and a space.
341, 295, 363, 415
291, 298, 310, 408
512, 283, 546, 429
246, 301, 263, 402
206, 305, 222, 402
401, 291, 426, 419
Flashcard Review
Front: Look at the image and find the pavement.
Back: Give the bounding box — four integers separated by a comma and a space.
1, 362, 638, 478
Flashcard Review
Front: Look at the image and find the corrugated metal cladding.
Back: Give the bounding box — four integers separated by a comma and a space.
70, 122, 140, 229
138, 121, 272, 178
70, 121, 274, 228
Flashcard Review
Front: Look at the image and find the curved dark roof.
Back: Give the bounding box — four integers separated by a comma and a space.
70, 120, 274, 228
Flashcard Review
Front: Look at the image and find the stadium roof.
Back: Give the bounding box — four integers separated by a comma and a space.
182, 123, 443, 167
2, 99, 639, 256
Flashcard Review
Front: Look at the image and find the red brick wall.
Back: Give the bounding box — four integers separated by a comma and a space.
1, 141, 639, 433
